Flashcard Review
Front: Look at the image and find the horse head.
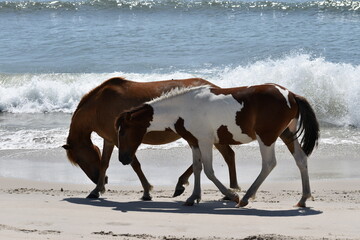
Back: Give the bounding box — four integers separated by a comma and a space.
63, 141, 101, 184
115, 105, 154, 165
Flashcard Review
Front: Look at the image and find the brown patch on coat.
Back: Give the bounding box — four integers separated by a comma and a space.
210, 87, 257, 141
210, 85, 298, 146
174, 118, 199, 148
217, 125, 241, 145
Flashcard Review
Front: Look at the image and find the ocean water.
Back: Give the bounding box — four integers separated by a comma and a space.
0, 0, 359, 184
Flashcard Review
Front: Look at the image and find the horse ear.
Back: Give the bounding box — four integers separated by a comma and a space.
62, 144, 71, 150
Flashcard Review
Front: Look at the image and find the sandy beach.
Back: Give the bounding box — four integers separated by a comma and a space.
1, 175, 359, 240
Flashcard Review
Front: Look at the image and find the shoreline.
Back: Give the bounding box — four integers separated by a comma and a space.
1, 177, 359, 240
1, 142, 359, 186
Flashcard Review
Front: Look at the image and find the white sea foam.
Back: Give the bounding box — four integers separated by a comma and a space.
1, 54, 360, 150
1, 54, 359, 127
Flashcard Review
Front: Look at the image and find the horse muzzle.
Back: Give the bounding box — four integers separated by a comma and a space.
118, 151, 133, 165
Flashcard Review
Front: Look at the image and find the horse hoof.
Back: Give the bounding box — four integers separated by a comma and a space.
296, 202, 306, 208
183, 201, 194, 206
236, 199, 248, 208
232, 195, 240, 204
141, 195, 152, 201
173, 187, 185, 198
86, 192, 100, 199
222, 195, 231, 201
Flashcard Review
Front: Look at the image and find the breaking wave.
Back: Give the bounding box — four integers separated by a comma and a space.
0, 53, 359, 127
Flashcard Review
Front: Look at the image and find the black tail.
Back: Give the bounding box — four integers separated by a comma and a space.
295, 95, 320, 156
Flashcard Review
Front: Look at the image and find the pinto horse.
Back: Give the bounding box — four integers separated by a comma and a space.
63, 77, 239, 200
116, 84, 319, 207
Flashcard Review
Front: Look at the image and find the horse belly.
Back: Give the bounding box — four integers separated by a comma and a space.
215, 122, 254, 145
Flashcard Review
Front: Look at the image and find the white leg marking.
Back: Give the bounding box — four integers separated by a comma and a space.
186, 147, 202, 205
293, 139, 312, 200
200, 141, 238, 201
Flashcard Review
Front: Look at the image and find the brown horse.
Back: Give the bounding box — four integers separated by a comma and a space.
63, 77, 239, 200
116, 84, 319, 207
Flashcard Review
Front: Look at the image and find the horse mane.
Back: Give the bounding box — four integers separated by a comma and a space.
147, 85, 211, 105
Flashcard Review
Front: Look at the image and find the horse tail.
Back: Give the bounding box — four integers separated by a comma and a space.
294, 95, 320, 156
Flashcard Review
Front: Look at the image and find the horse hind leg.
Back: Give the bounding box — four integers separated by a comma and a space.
280, 127, 312, 208
237, 136, 276, 208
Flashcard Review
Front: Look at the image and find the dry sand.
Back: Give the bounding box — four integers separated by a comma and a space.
0, 176, 359, 240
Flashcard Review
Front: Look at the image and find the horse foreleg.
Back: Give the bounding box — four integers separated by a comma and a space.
201, 142, 239, 204
237, 137, 276, 207
131, 156, 153, 201
185, 147, 202, 206
214, 144, 240, 190
175, 144, 239, 198
87, 140, 114, 198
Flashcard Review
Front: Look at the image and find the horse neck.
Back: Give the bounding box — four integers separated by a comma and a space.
67, 116, 94, 149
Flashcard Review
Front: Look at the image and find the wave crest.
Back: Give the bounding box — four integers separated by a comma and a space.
1, 0, 360, 12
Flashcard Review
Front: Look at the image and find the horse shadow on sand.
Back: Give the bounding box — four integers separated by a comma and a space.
63, 197, 322, 217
